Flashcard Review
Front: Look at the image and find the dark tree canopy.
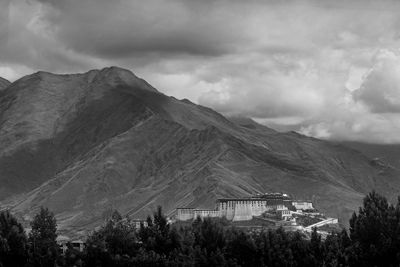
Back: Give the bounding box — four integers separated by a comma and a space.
2, 192, 400, 266
28, 207, 59, 267
349, 191, 400, 267
84, 210, 139, 267
0, 210, 28, 267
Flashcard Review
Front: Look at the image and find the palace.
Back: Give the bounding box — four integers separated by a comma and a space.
176, 193, 313, 222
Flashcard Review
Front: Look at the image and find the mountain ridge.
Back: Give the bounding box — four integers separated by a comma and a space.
0, 77, 10, 91
0, 67, 399, 234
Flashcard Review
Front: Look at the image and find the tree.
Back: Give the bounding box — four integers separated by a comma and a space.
349, 191, 397, 266
309, 227, 323, 266
28, 207, 59, 267
21, 191, 400, 267
84, 210, 139, 267
138, 206, 181, 255
0, 210, 28, 267
56, 242, 84, 267
192, 217, 226, 254
226, 230, 257, 266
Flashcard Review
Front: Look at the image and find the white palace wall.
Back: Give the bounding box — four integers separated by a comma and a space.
176, 208, 195, 221
193, 209, 221, 219
217, 199, 275, 221
176, 194, 295, 222
232, 203, 253, 221
176, 208, 222, 221
292, 201, 313, 210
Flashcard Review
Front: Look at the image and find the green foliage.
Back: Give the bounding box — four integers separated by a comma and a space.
192, 217, 226, 253
226, 230, 257, 266
61, 242, 84, 267
349, 191, 400, 266
84, 210, 139, 267
3, 191, 400, 266
138, 206, 181, 255
27, 207, 59, 267
0, 210, 28, 267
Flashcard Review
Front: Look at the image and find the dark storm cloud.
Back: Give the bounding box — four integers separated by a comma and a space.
0, 0, 10, 46
2, 0, 400, 143
0, 0, 100, 78
33, 0, 246, 58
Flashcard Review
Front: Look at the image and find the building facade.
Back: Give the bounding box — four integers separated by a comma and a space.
176, 193, 295, 222
292, 201, 314, 211
57, 236, 85, 254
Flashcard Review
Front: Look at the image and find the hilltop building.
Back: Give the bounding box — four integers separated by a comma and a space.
176, 193, 305, 222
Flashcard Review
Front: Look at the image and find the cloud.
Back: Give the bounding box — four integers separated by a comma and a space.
33, 0, 247, 58
299, 112, 400, 144
353, 50, 400, 113
2, 0, 400, 143
0, 0, 104, 79
0, 1, 10, 45
297, 49, 400, 143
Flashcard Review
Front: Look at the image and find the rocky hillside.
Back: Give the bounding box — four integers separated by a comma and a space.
0, 67, 399, 235
342, 142, 400, 170
0, 77, 10, 91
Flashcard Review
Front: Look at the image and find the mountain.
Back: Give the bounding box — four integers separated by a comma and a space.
0, 67, 399, 235
227, 116, 276, 133
0, 77, 10, 91
341, 142, 400, 170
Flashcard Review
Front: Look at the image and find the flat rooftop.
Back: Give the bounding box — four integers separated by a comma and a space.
217, 198, 285, 202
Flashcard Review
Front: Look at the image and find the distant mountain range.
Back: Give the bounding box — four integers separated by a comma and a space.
0, 67, 399, 235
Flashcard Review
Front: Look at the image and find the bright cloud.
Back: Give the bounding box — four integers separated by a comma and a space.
1, 0, 400, 143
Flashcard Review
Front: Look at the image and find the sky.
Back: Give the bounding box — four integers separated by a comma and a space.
1, 0, 400, 143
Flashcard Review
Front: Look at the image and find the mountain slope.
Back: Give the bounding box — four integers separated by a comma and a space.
341, 142, 400, 170
0, 67, 399, 234
0, 67, 158, 198
0, 77, 10, 91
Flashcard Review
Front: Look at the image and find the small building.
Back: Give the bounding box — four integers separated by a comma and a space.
292, 201, 314, 211
277, 209, 292, 220
70, 240, 85, 252
131, 219, 148, 229
57, 236, 85, 254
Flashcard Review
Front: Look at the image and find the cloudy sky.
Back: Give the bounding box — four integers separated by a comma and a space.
1, 0, 400, 143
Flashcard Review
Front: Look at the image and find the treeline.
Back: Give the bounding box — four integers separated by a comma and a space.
1, 191, 400, 266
